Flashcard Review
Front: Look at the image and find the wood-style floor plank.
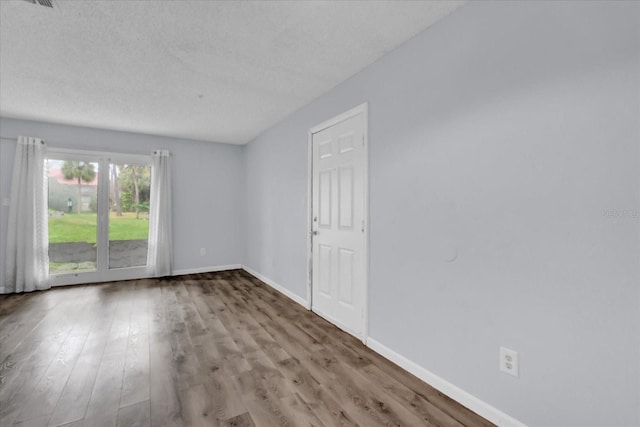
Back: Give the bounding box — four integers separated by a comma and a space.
120, 281, 151, 409
219, 412, 255, 427
0, 270, 494, 427
116, 399, 151, 427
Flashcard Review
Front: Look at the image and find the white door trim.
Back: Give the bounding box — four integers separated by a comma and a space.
307, 102, 369, 344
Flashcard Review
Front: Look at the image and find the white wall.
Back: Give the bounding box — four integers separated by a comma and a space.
0, 118, 245, 283
243, 1, 640, 425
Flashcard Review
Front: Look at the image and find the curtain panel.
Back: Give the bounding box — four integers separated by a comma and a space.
146, 149, 173, 277
2, 136, 50, 293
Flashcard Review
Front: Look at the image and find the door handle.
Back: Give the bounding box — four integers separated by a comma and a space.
311, 230, 318, 236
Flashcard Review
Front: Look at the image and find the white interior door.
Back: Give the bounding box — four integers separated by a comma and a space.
311, 105, 367, 340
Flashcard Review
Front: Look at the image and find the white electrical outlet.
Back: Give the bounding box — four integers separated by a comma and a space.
500, 347, 519, 377
200, 248, 206, 256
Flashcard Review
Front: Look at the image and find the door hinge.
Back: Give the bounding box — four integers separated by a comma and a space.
362, 136, 365, 147
361, 220, 365, 233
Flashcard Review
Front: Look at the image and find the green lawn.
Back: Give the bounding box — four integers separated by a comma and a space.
48, 212, 149, 243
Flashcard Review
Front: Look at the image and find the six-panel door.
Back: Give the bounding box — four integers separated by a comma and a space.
311, 111, 366, 339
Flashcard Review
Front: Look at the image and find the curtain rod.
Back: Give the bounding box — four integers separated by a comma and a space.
0, 137, 45, 143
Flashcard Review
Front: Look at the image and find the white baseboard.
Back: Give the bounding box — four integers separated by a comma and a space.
241, 265, 310, 309
172, 264, 242, 276
366, 338, 526, 427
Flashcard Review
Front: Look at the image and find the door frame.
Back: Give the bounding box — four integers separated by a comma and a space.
46, 147, 153, 287
306, 102, 369, 344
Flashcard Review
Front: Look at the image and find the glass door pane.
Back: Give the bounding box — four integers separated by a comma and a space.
108, 163, 151, 269
47, 158, 99, 274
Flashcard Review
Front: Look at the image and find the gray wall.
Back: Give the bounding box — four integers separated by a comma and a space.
243, 1, 640, 425
0, 118, 245, 283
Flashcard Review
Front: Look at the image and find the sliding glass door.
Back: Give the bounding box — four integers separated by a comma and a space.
47, 157, 99, 275
46, 149, 152, 286
108, 162, 151, 270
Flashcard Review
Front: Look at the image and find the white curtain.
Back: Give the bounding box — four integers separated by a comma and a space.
2, 136, 49, 293
147, 149, 173, 277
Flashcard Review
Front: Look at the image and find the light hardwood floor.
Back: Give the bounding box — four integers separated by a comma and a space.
0, 269, 494, 427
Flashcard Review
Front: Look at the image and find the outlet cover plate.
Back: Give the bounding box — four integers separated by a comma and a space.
500, 347, 519, 377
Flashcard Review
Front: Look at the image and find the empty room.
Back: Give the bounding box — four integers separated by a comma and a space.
0, 1, 638, 426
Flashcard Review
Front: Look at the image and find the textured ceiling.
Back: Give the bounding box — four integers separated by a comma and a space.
0, 0, 464, 145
